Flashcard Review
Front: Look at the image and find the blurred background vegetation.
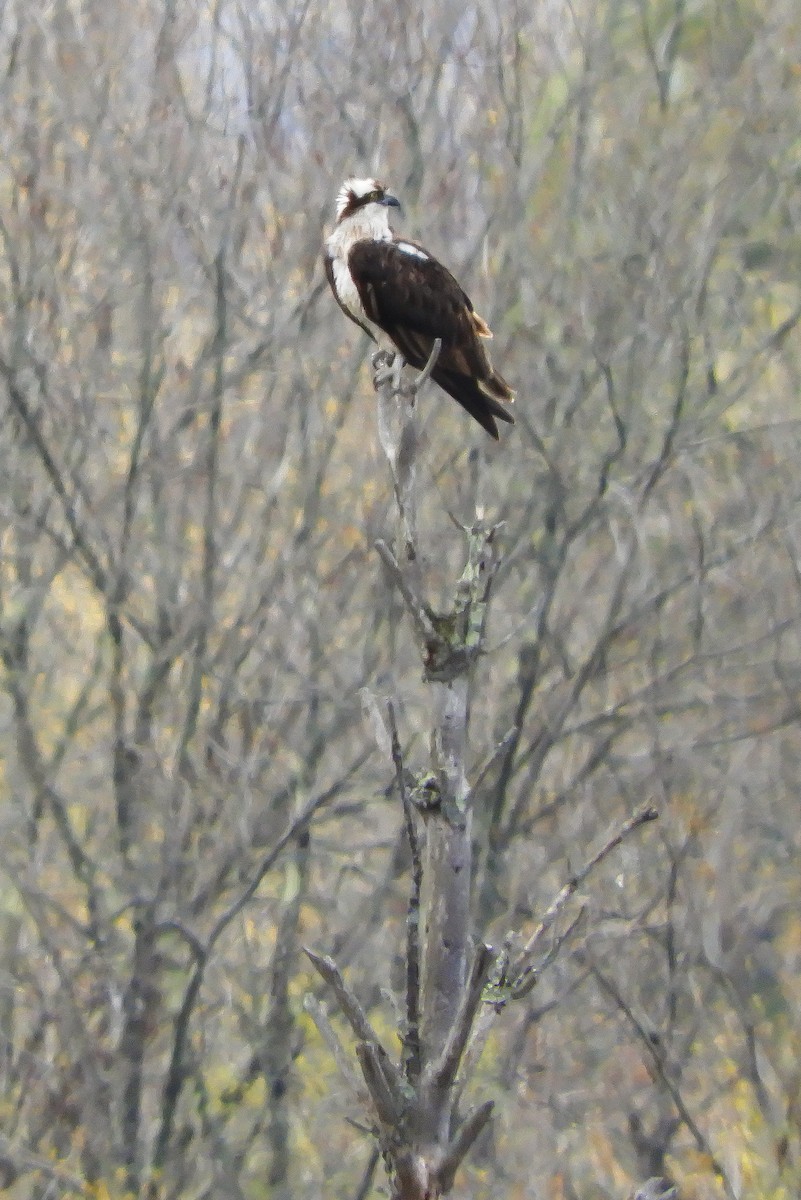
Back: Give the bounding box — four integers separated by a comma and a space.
0, 0, 799, 1196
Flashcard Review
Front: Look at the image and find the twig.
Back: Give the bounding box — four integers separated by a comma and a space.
304, 949, 385, 1049
355, 1042, 403, 1127
508, 802, 658, 982
590, 959, 736, 1200
436, 1100, 495, 1193
0, 357, 109, 595
351, 1146, 381, 1200
208, 786, 335, 947
304, 947, 409, 1122
509, 907, 587, 1000
470, 726, 518, 794
152, 786, 334, 1174
411, 337, 442, 392
428, 942, 493, 1090
0, 1132, 86, 1193
303, 995, 365, 1098
374, 539, 436, 643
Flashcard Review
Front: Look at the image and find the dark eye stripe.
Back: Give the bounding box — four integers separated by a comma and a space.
348, 190, 381, 211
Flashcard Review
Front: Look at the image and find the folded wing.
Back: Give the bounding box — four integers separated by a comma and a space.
347, 240, 515, 439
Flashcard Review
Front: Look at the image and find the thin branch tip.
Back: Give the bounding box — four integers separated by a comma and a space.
303, 945, 327, 970
436, 1099, 495, 1191
413, 337, 442, 392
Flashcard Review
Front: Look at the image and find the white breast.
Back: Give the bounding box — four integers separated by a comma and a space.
325, 213, 397, 352
331, 255, 367, 322
328, 250, 393, 350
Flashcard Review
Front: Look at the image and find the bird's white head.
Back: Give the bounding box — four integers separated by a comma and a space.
335, 177, 401, 225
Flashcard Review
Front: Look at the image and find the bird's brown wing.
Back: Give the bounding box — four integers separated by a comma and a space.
348, 240, 488, 374
347, 239, 515, 437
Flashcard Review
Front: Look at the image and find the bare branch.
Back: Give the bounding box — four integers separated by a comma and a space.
435, 1100, 495, 1193
354, 1042, 404, 1128
303, 995, 366, 1099
507, 802, 659, 985
590, 960, 736, 1200
410, 337, 442, 392
351, 1147, 381, 1200
152, 788, 334, 1173
374, 538, 437, 644
427, 941, 494, 1091
304, 948, 411, 1131
510, 908, 587, 1000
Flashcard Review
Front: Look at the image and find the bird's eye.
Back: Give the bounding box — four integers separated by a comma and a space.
369, 190, 381, 201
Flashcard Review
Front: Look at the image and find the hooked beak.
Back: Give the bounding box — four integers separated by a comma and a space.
380, 193, 401, 209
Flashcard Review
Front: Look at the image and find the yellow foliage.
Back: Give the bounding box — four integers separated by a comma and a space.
243, 916, 277, 953
84, 1171, 137, 1200
205, 1062, 243, 1115
47, 567, 104, 635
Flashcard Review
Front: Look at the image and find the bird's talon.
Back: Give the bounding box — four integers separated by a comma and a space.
372, 352, 407, 393
386, 352, 404, 392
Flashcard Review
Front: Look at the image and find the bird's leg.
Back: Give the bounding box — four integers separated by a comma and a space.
372, 349, 406, 392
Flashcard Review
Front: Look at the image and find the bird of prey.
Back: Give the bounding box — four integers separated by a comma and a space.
324, 177, 515, 439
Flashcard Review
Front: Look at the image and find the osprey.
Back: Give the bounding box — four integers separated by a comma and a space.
324, 177, 515, 439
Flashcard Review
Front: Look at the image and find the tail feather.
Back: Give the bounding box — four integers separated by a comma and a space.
432, 366, 515, 440
478, 368, 515, 404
